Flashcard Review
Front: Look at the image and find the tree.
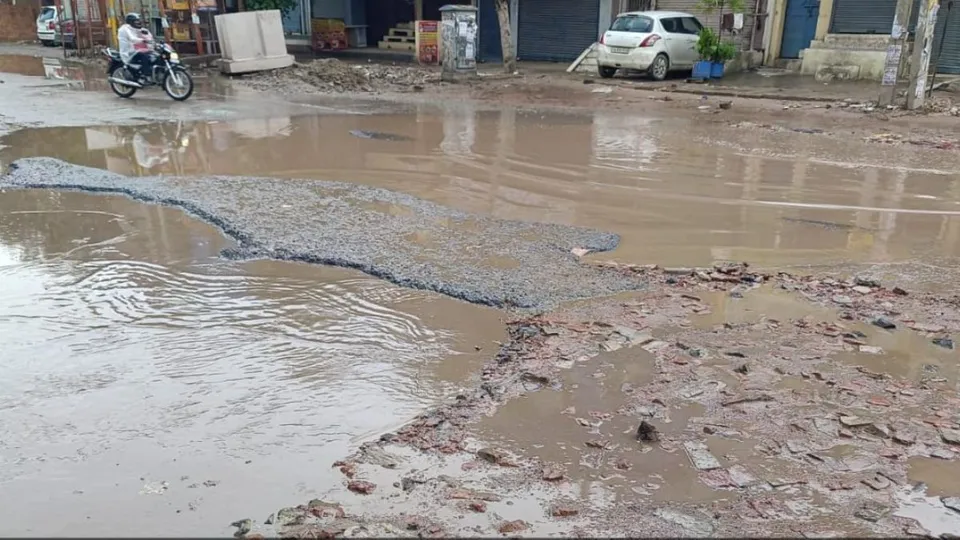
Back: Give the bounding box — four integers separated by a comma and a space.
245, 0, 298, 17
494, 0, 516, 73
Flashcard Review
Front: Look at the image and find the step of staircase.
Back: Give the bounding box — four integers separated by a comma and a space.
377, 40, 415, 51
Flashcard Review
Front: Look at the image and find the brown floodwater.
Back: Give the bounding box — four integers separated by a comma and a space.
907, 456, 960, 497
470, 346, 760, 504
2, 105, 960, 280
0, 189, 504, 536
3, 102, 960, 535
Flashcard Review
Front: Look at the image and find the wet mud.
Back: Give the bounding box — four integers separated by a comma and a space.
1, 158, 642, 309
316, 262, 960, 538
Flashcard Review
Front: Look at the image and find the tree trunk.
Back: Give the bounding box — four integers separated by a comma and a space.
494, 0, 516, 73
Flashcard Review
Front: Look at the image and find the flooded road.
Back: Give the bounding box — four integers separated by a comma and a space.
3, 50, 960, 536
0, 189, 504, 536
3, 105, 959, 282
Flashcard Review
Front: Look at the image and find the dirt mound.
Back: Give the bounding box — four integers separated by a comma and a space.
241, 58, 438, 95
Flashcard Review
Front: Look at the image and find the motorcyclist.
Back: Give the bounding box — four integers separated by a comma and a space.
118, 13, 154, 82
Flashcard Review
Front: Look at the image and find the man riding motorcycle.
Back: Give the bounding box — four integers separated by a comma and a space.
117, 13, 154, 83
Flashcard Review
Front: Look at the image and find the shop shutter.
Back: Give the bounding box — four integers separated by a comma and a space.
478, 0, 503, 62
517, 0, 600, 62
933, 0, 960, 74
830, 0, 930, 34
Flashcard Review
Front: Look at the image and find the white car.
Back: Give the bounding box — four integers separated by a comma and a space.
596, 11, 704, 81
36, 6, 58, 46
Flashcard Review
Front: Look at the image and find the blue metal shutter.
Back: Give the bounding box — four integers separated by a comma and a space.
479, 0, 503, 62
517, 0, 600, 62
933, 1, 960, 74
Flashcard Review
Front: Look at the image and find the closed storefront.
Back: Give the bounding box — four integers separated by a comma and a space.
830, 0, 960, 73
934, 0, 960, 74
517, 0, 599, 61
830, 0, 899, 33
478, 0, 503, 62
829, 0, 925, 34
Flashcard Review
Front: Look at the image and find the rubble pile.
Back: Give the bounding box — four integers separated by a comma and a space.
240, 59, 437, 95
261, 261, 960, 537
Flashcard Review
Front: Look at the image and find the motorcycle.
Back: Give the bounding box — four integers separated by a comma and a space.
104, 39, 194, 101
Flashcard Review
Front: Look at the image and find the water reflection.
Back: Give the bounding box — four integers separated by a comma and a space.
2, 104, 960, 272
591, 113, 657, 171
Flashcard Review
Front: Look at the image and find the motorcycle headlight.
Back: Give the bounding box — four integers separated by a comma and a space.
169, 52, 179, 60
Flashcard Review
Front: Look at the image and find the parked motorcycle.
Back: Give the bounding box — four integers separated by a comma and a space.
104, 40, 194, 101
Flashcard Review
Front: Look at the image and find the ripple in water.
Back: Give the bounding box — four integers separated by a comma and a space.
0, 190, 504, 536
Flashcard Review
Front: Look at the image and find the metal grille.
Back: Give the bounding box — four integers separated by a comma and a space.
830, 0, 927, 34
478, 0, 502, 62
654, 0, 761, 50
933, 0, 960, 74
517, 0, 600, 61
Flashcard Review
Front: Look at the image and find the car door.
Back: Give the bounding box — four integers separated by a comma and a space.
679, 17, 704, 65
658, 17, 690, 68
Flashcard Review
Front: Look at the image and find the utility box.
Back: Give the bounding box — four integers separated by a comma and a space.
439, 5, 478, 82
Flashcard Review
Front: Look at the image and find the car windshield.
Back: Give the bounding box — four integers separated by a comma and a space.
610, 15, 653, 33
39, 8, 55, 21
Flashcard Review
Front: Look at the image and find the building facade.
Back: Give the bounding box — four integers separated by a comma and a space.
477, 0, 765, 64
476, 0, 611, 63
765, 0, 960, 79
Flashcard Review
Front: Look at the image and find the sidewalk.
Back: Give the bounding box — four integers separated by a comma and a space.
589, 68, 882, 103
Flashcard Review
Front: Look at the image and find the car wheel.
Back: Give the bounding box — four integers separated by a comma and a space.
40, 40, 53, 47
648, 54, 669, 81
598, 66, 617, 79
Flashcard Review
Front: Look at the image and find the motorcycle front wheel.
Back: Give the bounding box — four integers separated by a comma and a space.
108, 66, 138, 98
163, 66, 194, 101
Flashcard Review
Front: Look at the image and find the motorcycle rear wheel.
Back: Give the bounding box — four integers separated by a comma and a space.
108, 66, 138, 98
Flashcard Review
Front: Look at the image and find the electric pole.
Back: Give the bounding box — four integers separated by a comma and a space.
878, 0, 914, 106
906, 0, 941, 109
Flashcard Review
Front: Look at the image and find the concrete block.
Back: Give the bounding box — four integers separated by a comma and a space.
814, 63, 861, 82
726, 50, 763, 74
219, 54, 294, 74
215, 10, 293, 74
801, 46, 886, 81
818, 33, 888, 51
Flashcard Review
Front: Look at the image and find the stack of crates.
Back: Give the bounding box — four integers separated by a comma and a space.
311, 18, 347, 51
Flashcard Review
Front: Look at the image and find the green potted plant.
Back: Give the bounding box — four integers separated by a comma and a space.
693, 27, 717, 80
710, 40, 737, 78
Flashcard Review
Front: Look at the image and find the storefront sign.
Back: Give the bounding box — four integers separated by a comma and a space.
416, 20, 439, 65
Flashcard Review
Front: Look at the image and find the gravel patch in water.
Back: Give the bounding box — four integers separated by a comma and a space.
2, 158, 644, 310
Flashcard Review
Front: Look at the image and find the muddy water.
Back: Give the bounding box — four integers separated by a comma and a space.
2, 105, 960, 278
0, 189, 504, 536
470, 347, 760, 504
4, 101, 960, 534
907, 456, 960, 497
0, 54, 233, 97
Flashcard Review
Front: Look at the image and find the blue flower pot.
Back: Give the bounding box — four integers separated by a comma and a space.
710, 61, 725, 79
692, 60, 711, 80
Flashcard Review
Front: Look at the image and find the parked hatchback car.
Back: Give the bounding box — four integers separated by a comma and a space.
36, 6, 74, 47
36, 6, 57, 46
596, 11, 704, 81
